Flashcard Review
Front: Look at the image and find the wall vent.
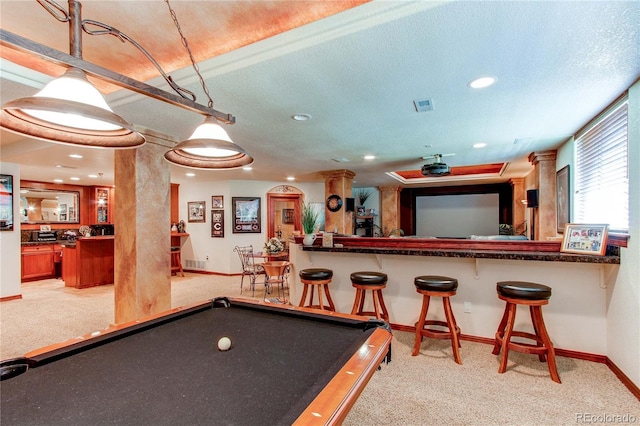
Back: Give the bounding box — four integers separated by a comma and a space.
185, 259, 206, 269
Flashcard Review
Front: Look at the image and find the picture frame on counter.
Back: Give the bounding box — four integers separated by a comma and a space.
212, 195, 224, 209
211, 209, 224, 237
561, 223, 608, 256
187, 201, 206, 223
0, 174, 14, 231
232, 197, 261, 233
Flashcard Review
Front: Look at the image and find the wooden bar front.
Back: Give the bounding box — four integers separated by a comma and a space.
62, 236, 115, 289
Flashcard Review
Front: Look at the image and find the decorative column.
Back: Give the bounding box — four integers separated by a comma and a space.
113, 129, 173, 324
378, 185, 401, 235
509, 178, 526, 234
320, 169, 355, 234
528, 150, 557, 240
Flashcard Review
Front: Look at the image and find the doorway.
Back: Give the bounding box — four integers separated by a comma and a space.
266, 187, 303, 249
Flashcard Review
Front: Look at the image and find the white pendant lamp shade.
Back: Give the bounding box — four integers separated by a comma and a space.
164, 115, 253, 169
1, 67, 145, 148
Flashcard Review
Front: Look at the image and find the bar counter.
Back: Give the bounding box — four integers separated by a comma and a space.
289, 236, 621, 356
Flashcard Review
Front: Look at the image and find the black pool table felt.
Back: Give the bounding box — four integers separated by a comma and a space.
1, 303, 377, 425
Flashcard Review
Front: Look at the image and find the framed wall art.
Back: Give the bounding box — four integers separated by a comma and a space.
561, 223, 608, 256
0, 174, 14, 231
232, 197, 261, 233
556, 165, 570, 233
211, 209, 224, 237
188, 201, 206, 223
282, 208, 294, 224
212, 195, 224, 209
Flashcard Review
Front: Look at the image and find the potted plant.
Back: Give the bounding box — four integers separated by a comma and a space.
353, 188, 373, 208
301, 202, 319, 246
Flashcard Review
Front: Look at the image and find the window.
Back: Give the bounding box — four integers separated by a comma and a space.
574, 97, 629, 232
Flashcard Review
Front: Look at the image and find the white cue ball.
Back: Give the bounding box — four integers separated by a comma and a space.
218, 336, 231, 351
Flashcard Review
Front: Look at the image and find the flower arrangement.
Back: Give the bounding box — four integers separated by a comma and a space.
264, 237, 284, 254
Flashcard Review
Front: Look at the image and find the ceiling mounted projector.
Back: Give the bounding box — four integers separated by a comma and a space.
421, 162, 451, 176
421, 153, 451, 176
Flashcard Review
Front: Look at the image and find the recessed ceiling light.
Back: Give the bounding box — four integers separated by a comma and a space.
70, 177, 80, 181
243, 166, 253, 171
88, 174, 98, 178
53, 179, 64, 183
291, 114, 311, 121
185, 172, 195, 177
287, 176, 295, 181
473, 143, 487, 148
468, 76, 496, 89
69, 154, 83, 159
364, 155, 375, 160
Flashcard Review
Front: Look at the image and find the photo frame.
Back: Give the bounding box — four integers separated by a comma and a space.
282, 208, 294, 224
232, 197, 261, 233
561, 224, 608, 256
188, 201, 206, 223
0, 174, 14, 231
212, 195, 224, 209
556, 165, 570, 233
211, 209, 224, 237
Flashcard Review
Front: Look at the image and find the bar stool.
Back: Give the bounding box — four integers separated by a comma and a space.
492, 281, 560, 383
170, 246, 184, 277
298, 268, 335, 311
412, 275, 462, 364
350, 271, 389, 321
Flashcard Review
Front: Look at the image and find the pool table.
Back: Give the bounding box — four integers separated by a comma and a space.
1, 297, 392, 425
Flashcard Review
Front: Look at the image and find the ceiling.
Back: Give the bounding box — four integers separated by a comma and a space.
1, 1, 639, 188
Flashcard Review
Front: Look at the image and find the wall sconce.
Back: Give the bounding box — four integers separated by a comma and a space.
0, 0, 253, 169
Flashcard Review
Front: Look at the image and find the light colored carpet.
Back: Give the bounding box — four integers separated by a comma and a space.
1, 273, 638, 425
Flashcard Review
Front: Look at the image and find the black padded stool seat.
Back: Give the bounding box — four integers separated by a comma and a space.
350, 272, 389, 321
414, 275, 458, 292
298, 268, 335, 311
412, 275, 462, 364
492, 281, 560, 383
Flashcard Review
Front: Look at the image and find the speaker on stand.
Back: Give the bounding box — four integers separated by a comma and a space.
526, 189, 539, 240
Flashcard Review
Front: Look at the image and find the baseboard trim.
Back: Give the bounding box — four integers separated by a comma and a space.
182, 269, 238, 276
0, 294, 23, 302
389, 323, 639, 400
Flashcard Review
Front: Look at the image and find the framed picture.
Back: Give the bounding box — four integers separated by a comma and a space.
212, 195, 224, 209
188, 201, 206, 223
232, 197, 261, 233
0, 174, 14, 231
211, 209, 224, 237
561, 224, 608, 256
282, 208, 294, 224
556, 165, 570, 233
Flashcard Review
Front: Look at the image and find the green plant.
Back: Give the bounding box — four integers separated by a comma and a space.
301, 202, 319, 234
353, 188, 373, 206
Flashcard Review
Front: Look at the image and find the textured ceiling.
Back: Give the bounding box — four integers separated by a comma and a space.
1, 1, 639, 188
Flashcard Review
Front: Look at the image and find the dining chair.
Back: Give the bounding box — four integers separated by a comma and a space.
233, 245, 264, 295
262, 261, 291, 303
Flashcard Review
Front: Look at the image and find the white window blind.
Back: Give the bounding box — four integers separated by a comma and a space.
574, 98, 629, 232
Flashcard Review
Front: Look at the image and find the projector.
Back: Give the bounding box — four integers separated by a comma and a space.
421, 162, 451, 176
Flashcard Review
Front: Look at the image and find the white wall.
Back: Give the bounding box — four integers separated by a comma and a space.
175, 179, 324, 275
0, 162, 21, 299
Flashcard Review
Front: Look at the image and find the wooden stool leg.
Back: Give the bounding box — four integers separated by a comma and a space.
371, 290, 381, 319
498, 303, 517, 374
358, 290, 366, 313
316, 284, 324, 310
532, 306, 561, 383
412, 294, 430, 356
376, 290, 390, 321
529, 306, 547, 362
298, 284, 309, 307
323, 284, 336, 311
442, 297, 462, 365
351, 288, 363, 315
492, 304, 509, 355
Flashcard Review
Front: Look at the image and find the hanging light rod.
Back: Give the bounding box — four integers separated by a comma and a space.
0, 29, 235, 124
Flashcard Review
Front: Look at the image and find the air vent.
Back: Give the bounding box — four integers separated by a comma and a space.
413, 98, 434, 112
332, 157, 350, 163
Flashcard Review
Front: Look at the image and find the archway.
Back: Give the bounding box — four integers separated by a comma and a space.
266, 185, 303, 248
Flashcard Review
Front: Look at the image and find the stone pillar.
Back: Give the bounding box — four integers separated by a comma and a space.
113, 130, 172, 324
378, 185, 401, 235
510, 178, 526, 234
528, 150, 557, 241
320, 169, 355, 234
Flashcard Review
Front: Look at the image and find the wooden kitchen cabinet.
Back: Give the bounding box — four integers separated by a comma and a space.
21, 245, 55, 281
63, 237, 114, 288
93, 186, 113, 224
